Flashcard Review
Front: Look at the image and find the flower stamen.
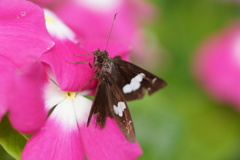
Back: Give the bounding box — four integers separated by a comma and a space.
66, 92, 76, 99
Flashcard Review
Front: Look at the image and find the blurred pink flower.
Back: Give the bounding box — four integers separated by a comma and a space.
54, 0, 153, 42
32, 0, 157, 66
0, 0, 54, 132
194, 21, 240, 108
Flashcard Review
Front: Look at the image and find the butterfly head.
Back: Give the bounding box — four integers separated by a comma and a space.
93, 49, 110, 66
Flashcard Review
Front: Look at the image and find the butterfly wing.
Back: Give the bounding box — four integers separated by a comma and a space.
113, 58, 167, 101
87, 75, 136, 143
87, 79, 112, 128
109, 76, 136, 143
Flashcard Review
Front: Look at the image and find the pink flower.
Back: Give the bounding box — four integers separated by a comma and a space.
22, 80, 142, 160
21, 9, 142, 160
53, 0, 153, 42
34, 0, 156, 66
0, 0, 54, 132
33, 0, 160, 67
194, 21, 240, 108
1, 0, 142, 159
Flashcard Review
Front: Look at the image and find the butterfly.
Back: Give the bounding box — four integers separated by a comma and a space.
87, 49, 167, 143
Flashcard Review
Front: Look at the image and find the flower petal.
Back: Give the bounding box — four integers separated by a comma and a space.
0, 105, 6, 122
31, 0, 63, 7
43, 71, 66, 111
49, 95, 91, 130
0, 0, 54, 66
41, 9, 96, 91
22, 118, 85, 160
40, 38, 97, 91
80, 117, 143, 160
9, 61, 47, 133
0, 57, 15, 121
54, 1, 136, 43
44, 9, 77, 42
22, 95, 87, 160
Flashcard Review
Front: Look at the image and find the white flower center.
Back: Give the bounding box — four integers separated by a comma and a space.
44, 80, 92, 129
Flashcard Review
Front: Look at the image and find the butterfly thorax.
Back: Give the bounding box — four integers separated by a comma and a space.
93, 49, 115, 79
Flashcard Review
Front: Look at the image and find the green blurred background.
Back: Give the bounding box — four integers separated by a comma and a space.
1, 0, 240, 159
131, 0, 240, 160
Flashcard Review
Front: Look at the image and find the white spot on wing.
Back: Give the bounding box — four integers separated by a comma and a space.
113, 102, 126, 117
152, 78, 157, 84
135, 73, 145, 81
122, 73, 145, 94
123, 84, 132, 94
131, 78, 140, 91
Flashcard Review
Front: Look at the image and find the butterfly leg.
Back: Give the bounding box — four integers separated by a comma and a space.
75, 76, 95, 97
73, 51, 94, 56
66, 61, 93, 68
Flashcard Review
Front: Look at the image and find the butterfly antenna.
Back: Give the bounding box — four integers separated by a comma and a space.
105, 13, 118, 51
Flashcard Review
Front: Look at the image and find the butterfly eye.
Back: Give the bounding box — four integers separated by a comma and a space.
97, 56, 104, 63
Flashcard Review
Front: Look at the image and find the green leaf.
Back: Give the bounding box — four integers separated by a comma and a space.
0, 145, 14, 160
0, 116, 27, 160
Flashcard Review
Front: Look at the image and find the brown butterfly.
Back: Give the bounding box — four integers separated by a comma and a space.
87, 49, 166, 143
